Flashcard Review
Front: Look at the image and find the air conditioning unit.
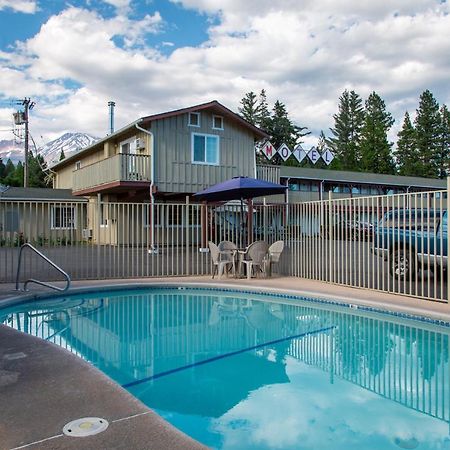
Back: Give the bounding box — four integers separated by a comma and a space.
82, 228, 92, 239
135, 138, 145, 150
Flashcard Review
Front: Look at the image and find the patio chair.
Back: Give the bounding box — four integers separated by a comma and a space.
241, 240, 269, 280
218, 240, 238, 275
263, 240, 284, 277
208, 241, 235, 279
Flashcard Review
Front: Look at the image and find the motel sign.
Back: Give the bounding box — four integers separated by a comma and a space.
259, 141, 335, 166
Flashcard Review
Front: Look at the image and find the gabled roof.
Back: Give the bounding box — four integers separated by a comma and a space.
52, 100, 268, 170
141, 100, 269, 140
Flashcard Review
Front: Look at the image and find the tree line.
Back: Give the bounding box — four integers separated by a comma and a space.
0, 154, 50, 187
239, 89, 450, 178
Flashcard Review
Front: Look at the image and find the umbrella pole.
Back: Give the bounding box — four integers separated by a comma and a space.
240, 197, 245, 248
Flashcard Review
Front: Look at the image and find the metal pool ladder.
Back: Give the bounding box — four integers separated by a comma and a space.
15, 243, 71, 292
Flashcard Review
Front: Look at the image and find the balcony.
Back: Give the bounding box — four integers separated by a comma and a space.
72, 153, 151, 195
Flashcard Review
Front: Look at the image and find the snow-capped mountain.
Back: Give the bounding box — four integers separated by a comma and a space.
38, 132, 99, 164
0, 139, 23, 164
0, 132, 98, 165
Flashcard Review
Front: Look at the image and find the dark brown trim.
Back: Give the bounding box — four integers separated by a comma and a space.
73, 181, 151, 196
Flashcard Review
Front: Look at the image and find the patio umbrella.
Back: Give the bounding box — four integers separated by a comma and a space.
193, 176, 287, 203
193, 176, 287, 246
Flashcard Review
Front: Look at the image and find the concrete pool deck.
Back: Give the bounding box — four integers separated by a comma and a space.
1, 276, 450, 450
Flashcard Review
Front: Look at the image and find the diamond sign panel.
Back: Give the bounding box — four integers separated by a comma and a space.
293, 144, 306, 163
277, 143, 291, 162
321, 148, 335, 165
261, 141, 276, 160
307, 146, 321, 164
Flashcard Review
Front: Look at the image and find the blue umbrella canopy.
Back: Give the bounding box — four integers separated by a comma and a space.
193, 176, 287, 202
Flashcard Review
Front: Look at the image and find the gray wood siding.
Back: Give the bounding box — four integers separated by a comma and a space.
152, 111, 255, 193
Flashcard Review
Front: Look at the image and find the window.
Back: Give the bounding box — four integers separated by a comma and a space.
51, 206, 76, 229
75, 161, 81, 170
212, 115, 223, 130
192, 133, 219, 165
188, 112, 200, 127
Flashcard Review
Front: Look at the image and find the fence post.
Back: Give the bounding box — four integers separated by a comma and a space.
447, 177, 450, 304
328, 190, 333, 284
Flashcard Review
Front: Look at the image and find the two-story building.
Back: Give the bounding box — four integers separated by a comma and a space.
52, 100, 268, 202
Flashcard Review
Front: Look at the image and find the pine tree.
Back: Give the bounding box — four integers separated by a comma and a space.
3, 161, 23, 187
360, 92, 395, 174
28, 154, 50, 187
239, 91, 259, 125
0, 158, 5, 181
328, 90, 364, 171
414, 90, 441, 177
436, 104, 450, 178
59, 149, 66, 161
395, 112, 421, 176
257, 89, 271, 132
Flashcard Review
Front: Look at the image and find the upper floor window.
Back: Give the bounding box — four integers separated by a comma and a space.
192, 133, 219, 165
75, 161, 81, 170
212, 115, 224, 130
188, 112, 200, 127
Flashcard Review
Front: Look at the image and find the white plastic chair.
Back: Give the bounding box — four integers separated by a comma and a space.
208, 241, 235, 279
241, 241, 269, 279
264, 240, 284, 277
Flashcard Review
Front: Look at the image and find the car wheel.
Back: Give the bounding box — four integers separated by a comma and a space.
391, 249, 416, 280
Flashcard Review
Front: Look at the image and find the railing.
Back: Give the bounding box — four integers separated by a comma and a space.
15, 243, 71, 292
72, 153, 151, 192
256, 165, 281, 184
1, 189, 449, 303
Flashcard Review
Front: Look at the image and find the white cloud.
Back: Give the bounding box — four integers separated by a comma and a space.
0, 0, 449, 146
0, 0, 37, 14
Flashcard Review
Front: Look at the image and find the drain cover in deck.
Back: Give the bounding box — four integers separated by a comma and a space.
63, 417, 109, 437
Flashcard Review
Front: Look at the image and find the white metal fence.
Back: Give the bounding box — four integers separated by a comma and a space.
1, 188, 448, 302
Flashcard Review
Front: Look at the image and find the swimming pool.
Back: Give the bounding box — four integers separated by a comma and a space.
1, 286, 450, 450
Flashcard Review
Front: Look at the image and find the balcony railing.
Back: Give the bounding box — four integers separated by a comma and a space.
72, 153, 151, 193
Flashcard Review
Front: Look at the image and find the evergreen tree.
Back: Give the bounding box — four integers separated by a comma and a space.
256, 89, 271, 132
4, 159, 15, 179
328, 90, 364, 171
0, 158, 5, 181
414, 89, 441, 177
3, 161, 23, 187
59, 149, 66, 161
395, 112, 421, 176
265, 100, 310, 166
436, 104, 450, 178
28, 154, 50, 187
239, 91, 258, 125
359, 92, 395, 174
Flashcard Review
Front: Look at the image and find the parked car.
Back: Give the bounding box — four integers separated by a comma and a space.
372, 209, 447, 279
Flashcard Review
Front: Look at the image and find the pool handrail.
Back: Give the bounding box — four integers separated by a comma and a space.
15, 243, 71, 293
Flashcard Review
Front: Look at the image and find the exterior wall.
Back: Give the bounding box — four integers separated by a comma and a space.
153, 111, 255, 194
53, 130, 151, 193
0, 200, 85, 244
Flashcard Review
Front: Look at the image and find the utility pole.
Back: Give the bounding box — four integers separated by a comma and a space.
13, 98, 35, 187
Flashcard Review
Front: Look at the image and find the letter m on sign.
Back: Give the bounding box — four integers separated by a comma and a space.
262, 141, 275, 160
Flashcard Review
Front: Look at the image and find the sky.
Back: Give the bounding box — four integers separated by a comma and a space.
0, 0, 449, 149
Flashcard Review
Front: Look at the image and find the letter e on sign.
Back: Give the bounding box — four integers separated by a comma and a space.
307, 147, 320, 164
277, 143, 291, 162
262, 141, 275, 160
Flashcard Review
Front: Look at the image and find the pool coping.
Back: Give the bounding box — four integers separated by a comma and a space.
2, 279, 450, 328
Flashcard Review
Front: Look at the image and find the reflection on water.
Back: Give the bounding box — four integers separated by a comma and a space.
2, 289, 450, 449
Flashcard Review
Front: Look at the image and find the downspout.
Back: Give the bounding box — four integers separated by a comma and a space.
135, 122, 156, 252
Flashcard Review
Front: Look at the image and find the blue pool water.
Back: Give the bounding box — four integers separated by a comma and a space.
1, 287, 450, 450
